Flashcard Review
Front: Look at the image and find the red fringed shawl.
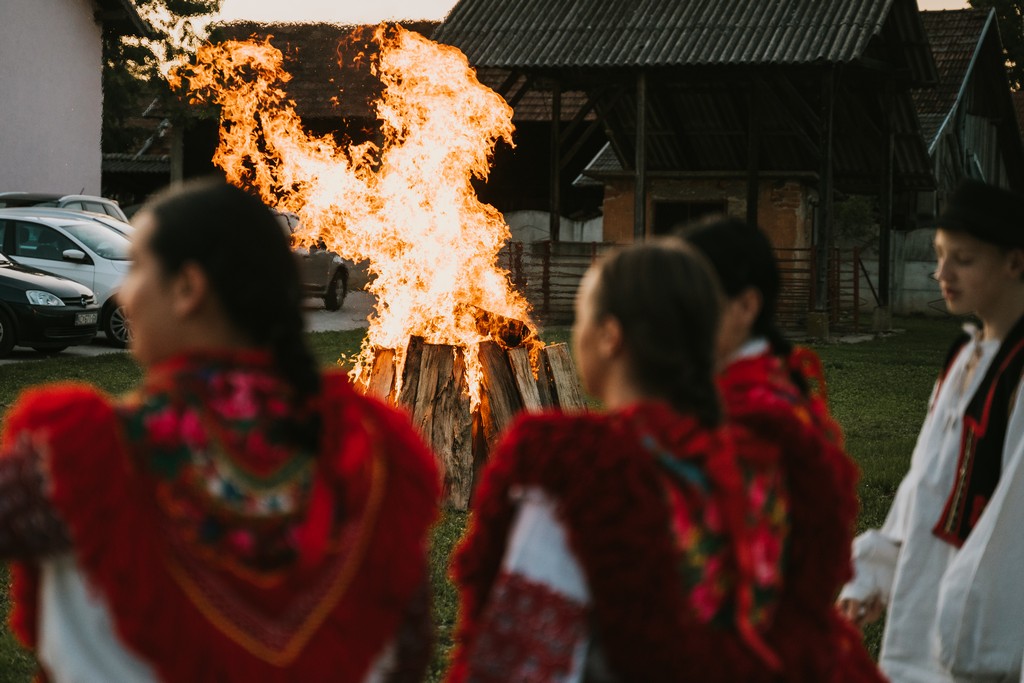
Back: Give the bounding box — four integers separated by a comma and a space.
720, 349, 885, 683
2, 353, 440, 682
449, 403, 785, 683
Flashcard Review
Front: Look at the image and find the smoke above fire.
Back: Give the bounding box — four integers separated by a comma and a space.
171, 24, 538, 402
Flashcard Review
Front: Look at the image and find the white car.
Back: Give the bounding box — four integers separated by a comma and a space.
0, 192, 129, 222
0, 209, 131, 346
0, 206, 134, 237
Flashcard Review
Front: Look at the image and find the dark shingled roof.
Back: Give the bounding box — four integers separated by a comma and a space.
914, 9, 994, 149
103, 153, 170, 175
434, 0, 936, 84
94, 0, 152, 37
208, 21, 592, 124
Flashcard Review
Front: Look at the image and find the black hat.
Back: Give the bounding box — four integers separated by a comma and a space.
935, 179, 1024, 248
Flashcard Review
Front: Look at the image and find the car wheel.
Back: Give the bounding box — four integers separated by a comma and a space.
0, 310, 16, 358
104, 303, 131, 348
323, 268, 348, 311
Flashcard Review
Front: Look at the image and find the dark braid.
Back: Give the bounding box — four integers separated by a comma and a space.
143, 177, 322, 451
680, 215, 809, 395
591, 238, 723, 426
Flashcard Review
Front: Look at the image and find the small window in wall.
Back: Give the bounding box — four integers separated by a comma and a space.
652, 201, 727, 236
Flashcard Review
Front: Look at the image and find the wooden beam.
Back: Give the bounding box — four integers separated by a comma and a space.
771, 73, 822, 138
560, 116, 604, 171
879, 85, 894, 308
635, 70, 648, 242
506, 74, 536, 109
747, 83, 762, 228
656, 90, 700, 169
758, 82, 819, 158
494, 69, 522, 100
550, 83, 562, 243
814, 68, 836, 312
593, 88, 633, 171
559, 91, 602, 146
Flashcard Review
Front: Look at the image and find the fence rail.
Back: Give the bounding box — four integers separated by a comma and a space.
502, 241, 877, 332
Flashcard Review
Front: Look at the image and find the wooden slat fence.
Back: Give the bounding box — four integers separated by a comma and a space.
501, 241, 878, 333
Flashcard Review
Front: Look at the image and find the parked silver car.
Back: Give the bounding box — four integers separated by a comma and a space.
275, 211, 348, 311
0, 192, 129, 222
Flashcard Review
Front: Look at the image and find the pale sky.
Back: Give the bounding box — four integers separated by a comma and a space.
217, 0, 460, 24
217, 0, 970, 24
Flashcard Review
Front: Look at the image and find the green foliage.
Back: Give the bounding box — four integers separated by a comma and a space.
833, 195, 878, 250
101, 1, 224, 153
969, 0, 1024, 90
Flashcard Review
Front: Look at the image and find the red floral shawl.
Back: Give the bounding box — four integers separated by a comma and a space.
3, 351, 440, 682
720, 349, 885, 683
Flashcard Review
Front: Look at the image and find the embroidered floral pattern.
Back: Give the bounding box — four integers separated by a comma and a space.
118, 355, 320, 574
466, 571, 586, 683
0, 433, 70, 557
642, 427, 787, 629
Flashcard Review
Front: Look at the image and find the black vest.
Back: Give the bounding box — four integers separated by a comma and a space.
933, 314, 1024, 547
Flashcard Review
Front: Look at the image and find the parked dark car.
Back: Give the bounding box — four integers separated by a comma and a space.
0, 251, 100, 356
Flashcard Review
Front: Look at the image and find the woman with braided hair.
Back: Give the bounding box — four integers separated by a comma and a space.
682, 215, 883, 682
448, 238, 792, 682
0, 178, 440, 682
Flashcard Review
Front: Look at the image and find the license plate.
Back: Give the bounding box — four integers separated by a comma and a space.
76, 312, 98, 326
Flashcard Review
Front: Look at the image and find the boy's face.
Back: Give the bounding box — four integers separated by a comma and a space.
933, 229, 1023, 319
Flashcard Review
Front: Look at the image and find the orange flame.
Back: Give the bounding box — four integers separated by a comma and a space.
172, 25, 537, 404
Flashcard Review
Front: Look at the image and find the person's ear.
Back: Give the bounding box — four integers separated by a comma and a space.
734, 287, 763, 332
598, 315, 624, 359
170, 261, 210, 318
1006, 247, 1024, 280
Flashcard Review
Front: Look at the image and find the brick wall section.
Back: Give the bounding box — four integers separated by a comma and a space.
601, 177, 813, 250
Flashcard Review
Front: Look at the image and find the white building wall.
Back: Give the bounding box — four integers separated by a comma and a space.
503, 210, 604, 243
0, 0, 103, 194
860, 229, 947, 317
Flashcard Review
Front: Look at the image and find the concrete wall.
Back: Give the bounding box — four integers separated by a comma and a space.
600, 176, 814, 249
504, 210, 603, 243
0, 0, 103, 194
856, 230, 946, 317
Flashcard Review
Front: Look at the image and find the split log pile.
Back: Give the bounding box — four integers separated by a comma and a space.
359, 335, 586, 509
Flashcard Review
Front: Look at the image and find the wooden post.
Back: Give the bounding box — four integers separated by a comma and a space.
879, 84, 894, 312
479, 341, 525, 452
543, 344, 586, 412
397, 336, 425, 409
364, 348, 396, 403
747, 82, 761, 228
541, 240, 551, 318
508, 346, 543, 411
550, 82, 562, 243
634, 70, 648, 242
407, 343, 475, 510
814, 69, 836, 310
810, 66, 837, 338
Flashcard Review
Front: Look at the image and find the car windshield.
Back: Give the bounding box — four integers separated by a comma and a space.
58, 222, 131, 261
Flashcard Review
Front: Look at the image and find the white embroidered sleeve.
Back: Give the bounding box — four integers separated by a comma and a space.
462, 487, 591, 683
935, 381, 1024, 680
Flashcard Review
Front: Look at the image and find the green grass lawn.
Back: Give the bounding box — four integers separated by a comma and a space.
0, 316, 962, 681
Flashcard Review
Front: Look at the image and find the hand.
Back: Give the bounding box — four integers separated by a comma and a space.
837, 595, 885, 629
